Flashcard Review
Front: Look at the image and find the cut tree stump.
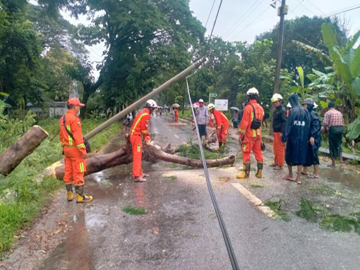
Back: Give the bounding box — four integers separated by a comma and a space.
0, 125, 49, 175
48, 135, 235, 180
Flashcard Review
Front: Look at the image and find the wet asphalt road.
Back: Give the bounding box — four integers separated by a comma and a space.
36, 116, 360, 270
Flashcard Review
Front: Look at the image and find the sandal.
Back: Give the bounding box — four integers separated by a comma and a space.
307, 174, 319, 179
134, 177, 147, 182
301, 172, 308, 175
296, 181, 302, 185
269, 164, 277, 167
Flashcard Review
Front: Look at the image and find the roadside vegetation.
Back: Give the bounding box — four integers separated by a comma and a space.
0, 108, 120, 255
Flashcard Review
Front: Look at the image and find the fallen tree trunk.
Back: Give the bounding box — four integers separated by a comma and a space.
0, 126, 49, 176
49, 137, 235, 180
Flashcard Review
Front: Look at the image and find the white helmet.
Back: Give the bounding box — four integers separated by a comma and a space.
271, 93, 283, 102
208, 103, 215, 110
247, 87, 259, 96
145, 99, 157, 108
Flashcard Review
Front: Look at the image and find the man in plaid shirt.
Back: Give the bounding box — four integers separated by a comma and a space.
323, 102, 344, 167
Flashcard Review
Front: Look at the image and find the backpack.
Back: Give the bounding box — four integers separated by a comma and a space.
249, 104, 262, 130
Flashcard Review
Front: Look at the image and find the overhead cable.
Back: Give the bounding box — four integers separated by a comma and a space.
325, 4, 360, 17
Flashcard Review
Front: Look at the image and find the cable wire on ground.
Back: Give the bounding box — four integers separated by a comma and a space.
185, 74, 240, 270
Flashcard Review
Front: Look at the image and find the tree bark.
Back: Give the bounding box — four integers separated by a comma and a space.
0, 126, 49, 175
49, 138, 235, 180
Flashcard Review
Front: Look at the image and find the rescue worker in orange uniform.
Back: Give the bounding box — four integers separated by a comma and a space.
208, 103, 229, 151
174, 107, 179, 122
271, 93, 287, 170
130, 99, 157, 182
59, 98, 93, 203
236, 88, 264, 179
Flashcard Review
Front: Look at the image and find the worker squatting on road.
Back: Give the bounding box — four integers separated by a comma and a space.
59, 98, 93, 203
130, 99, 157, 182
208, 103, 229, 151
237, 87, 264, 179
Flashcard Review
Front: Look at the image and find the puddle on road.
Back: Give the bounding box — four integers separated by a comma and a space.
321, 167, 360, 190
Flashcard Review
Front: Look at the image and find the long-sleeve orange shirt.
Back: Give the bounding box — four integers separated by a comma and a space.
213, 109, 229, 130
239, 100, 264, 138
59, 110, 86, 154
131, 108, 151, 141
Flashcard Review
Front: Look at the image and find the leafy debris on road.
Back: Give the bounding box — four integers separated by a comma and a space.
122, 206, 147, 215
264, 199, 291, 221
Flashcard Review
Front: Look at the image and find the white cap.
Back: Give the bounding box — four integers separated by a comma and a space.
146, 99, 157, 108
247, 87, 259, 96
271, 93, 283, 102
208, 103, 215, 110
199, 99, 204, 103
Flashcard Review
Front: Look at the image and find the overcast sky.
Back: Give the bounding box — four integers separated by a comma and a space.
190, 0, 360, 43
61, 0, 360, 78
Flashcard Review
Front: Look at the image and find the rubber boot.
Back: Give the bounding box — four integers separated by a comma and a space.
236, 163, 250, 179
75, 186, 93, 203
255, 162, 263, 178
65, 184, 73, 202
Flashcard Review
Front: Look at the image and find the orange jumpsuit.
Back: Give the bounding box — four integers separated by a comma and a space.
130, 108, 151, 178
174, 109, 179, 122
212, 109, 229, 143
59, 110, 87, 186
238, 100, 264, 163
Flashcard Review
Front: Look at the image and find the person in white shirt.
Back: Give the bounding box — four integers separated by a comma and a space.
195, 99, 209, 141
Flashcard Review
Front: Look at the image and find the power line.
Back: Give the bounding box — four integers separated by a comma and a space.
209, 0, 224, 39
306, 0, 325, 16
325, 4, 360, 17
222, 0, 265, 38
230, 5, 272, 40
205, 0, 217, 29
294, 0, 316, 16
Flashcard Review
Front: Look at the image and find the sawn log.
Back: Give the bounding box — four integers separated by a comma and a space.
0, 125, 49, 175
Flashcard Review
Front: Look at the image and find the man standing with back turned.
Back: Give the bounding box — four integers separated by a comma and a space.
60, 98, 93, 203
323, 101, 344, 167
237, 87, 264, 179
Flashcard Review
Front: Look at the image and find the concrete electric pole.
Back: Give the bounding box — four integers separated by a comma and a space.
273, 0, 288, 94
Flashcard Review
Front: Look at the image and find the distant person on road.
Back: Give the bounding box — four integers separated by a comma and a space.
281, 93, 310, 184
302, 98, 322, 178
237, 87, 264, 179
130, 99, 157, 182
195, 99, 209, 141
237, 102, 246, 126
270, 93, 287, 170
174, 107, 179, 122
59, 98, 93, 203
323, 101, 345, 167
208, 103, 229, 151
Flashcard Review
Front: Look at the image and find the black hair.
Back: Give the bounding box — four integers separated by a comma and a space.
248, 94, 258, 100
67, 104, 74, 109
328, 101, 335, 108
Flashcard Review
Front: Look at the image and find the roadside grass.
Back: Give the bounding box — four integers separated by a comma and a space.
122, 206, 147, 215
0, 118, 120, 255
164, 176, 177, 181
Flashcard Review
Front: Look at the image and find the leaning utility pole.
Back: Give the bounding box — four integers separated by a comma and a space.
273, 0, 287, 94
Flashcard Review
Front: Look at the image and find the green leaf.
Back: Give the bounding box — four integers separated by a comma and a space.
352, 77, 360, 96
346, 117, 360, 140
296, 198, 318, 222
332, 47, 353, 87
345, 30, 360, 51
335, 98, 342, 106
320, 101, 328, 108
321, 23, 338, 49
0, 92, 9, 97
320, 215, 353, 232
350, 45, 360, 78
297, 66, 305, 88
